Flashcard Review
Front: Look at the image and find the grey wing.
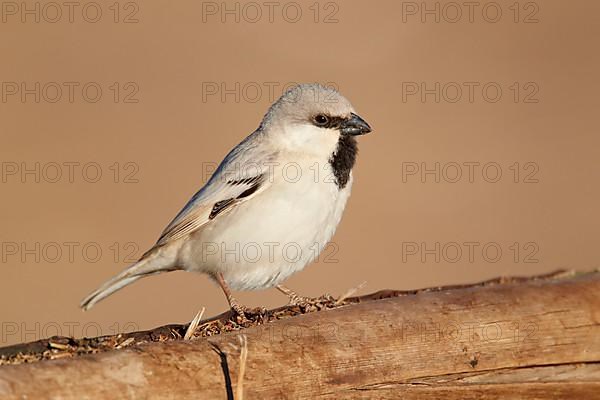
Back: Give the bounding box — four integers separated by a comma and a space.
153, 136, 277, 249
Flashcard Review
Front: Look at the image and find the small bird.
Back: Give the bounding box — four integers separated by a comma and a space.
81, 83, 372, 318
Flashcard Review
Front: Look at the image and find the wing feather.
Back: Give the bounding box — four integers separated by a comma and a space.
152, 134, 276, 249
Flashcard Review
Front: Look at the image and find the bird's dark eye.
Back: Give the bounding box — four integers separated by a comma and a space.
313, 114, 329, 126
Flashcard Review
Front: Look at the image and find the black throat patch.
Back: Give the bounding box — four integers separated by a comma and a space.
329, 135, 358, 189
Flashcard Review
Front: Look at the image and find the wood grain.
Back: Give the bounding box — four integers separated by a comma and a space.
0, 271, 598, 399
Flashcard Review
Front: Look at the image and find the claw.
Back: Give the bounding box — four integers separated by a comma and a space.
287, 293, 312, 306
230, 301, 250, 325
277, 285, 312, 306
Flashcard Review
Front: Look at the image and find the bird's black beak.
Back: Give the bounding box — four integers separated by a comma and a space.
341, 113, 372, 136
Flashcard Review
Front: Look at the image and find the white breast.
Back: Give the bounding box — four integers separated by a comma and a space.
181, 160, 353, 290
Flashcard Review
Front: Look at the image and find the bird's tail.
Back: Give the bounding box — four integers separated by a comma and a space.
80, 251, 178, 311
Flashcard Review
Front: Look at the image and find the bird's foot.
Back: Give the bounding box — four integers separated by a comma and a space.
288, 292, 316, 306
277, 285, 312, 306
229, 300, 251, 325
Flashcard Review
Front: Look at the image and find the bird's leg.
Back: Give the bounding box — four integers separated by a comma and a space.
215, 272, 248, 323
276, 285, 310, 306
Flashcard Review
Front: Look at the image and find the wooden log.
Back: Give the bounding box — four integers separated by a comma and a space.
0, 270, 599, 399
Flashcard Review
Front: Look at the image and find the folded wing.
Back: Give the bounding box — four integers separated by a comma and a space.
150, 135, 277, 252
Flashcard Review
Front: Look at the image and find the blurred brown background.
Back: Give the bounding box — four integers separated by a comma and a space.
1, 0, 599, 346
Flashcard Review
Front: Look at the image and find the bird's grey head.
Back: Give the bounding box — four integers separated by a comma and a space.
259, 84, 372, 156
